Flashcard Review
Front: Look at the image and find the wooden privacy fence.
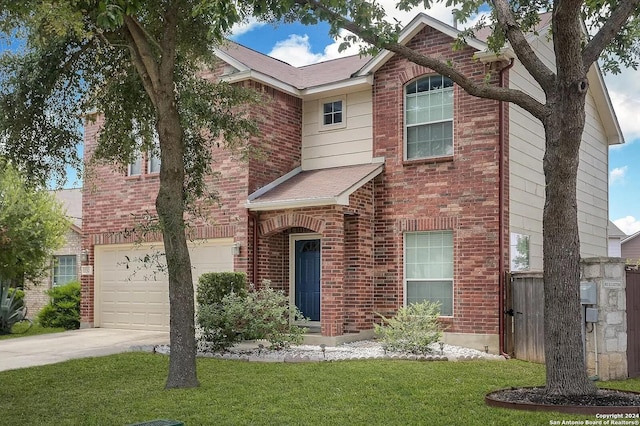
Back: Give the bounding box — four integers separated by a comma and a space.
507, 273, 545, 363
627, 268, 640, 378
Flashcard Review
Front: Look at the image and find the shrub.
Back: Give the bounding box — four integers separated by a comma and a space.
374, 300, 444, 354
37, 281, 80, 330
0, 282, 27, 334
196, 272, 247, 306
198, 280, 307, 351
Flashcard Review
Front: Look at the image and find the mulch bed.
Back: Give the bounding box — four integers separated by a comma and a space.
486, 387, 640, 414
492, 387, 640, 406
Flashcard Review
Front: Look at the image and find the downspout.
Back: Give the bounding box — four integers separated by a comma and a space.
249, 211, 259, 285
498, 59, 515, 356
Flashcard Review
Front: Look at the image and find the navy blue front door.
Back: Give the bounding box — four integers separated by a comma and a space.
295, 239, 320, 321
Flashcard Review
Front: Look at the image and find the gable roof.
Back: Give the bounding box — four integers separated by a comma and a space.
246, 162, 383, 211
215, 13, 622, 144
215, 41, 370, 95
608, 220, 627, 238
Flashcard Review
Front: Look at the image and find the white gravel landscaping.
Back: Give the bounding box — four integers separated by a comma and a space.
155, 340, 506, 363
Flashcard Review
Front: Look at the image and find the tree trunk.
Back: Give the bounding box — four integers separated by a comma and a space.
155, 99, 200, 389
152, 7, 199, 387
541, 9, 597, 395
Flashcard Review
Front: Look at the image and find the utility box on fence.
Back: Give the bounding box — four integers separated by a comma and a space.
580, 281, 597, 305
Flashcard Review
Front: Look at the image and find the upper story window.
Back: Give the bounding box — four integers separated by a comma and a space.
127, 132, 160, 176
148, 147, 161, 174
320, 97, 346, 130
128, 154, 143, 176
405, 75, 454, 160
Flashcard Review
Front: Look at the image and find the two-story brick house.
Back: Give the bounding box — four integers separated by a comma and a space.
81, 13, 621, 352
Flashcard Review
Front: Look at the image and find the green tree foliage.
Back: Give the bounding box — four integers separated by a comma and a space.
0, 163, 69, 286
0, 1, 266, 388
239, 0, 640, 396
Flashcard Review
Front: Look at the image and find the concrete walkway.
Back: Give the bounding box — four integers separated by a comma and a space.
0, 328, 169, 372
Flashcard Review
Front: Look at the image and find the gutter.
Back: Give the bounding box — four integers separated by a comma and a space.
499, 59, 515, 356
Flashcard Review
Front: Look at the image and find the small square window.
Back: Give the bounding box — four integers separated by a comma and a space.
320, 98, 346, 129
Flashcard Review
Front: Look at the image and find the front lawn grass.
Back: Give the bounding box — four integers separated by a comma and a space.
0, 322, 65, 340
0, 353, 637, 425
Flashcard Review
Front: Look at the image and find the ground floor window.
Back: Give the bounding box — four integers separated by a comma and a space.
53, 255, 77, 287
404, 231, 453, 316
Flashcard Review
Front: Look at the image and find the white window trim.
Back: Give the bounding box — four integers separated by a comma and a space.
403, 75, 455, 161
318, 96, 346, 131
52, 254, 77, 287
403, 231, 455, 317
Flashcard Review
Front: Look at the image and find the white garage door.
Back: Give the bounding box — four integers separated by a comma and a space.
95, 239, 234, 331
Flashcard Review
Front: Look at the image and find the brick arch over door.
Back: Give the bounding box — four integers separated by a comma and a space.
259, 213, 326, 237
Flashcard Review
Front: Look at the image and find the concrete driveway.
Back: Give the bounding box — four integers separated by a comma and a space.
0, 328, 169, 372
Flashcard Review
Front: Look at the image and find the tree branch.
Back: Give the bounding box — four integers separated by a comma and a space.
388, 42, 549, 120
159, 4, 179, 91
491, 0, 556, 95
123, 25, 159, 108
582, 0, 640, 69
123, 15, 161, 107
295, 0, 548, 120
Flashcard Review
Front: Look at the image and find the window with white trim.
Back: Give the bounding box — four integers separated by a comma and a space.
127, 132, 160, 175
405, 75, 454, 160
320, 97, 346, 129
148, 139, 161, 174
404, 231, 454, 316
128, 154, 143, 176
53, 255, 77, 287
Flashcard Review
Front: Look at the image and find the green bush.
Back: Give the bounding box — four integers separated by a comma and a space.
8, 287, 24, 307
0, 282, 27, 334
374, 300, 444, 354
196, 272, 247, 306
37, 281, 80, 330
198, 280, 307, 351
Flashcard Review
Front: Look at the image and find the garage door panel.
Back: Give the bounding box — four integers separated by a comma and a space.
96, 239, 234, 331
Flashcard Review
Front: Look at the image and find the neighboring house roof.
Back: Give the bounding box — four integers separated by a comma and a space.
608, 220, 627, 239
622, 230, 640, 245
53, 188, 82, 232
246, 162, 384, 211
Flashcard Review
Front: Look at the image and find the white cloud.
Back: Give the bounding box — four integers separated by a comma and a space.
610, 166, 628, 184
268, 31, 363, 66
268, 34, 323, 66
266, 5, 489, 67
230, 17, 266, 37
614, 216, 640, 235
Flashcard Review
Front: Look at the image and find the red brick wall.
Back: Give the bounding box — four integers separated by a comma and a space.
343, 182, 375, 333
81, 71, 302, 325
372, 26, 505, 335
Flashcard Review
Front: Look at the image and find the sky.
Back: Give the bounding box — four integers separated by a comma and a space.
230, 5, 640, 237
